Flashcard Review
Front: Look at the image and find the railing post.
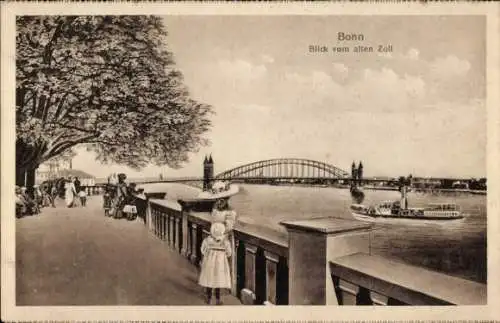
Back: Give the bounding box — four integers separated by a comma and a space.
189, 223, 199, 265
240, 243, 258, 305
280, 217, 372, 305
181, 210, 190, 257
152, 209, 157, 236
147, 202, 153, 232
174, 216, 182, 252
169, 214, 175, 247
263, 250, 279, 305
164, 214, 168, 241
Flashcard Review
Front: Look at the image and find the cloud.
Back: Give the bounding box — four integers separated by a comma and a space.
261, 54, 275, 64
218, 59, 267, 81
405, 48, 420, 60
332, 63, 349, 79
377, 51, 393, 59
429, 55, 471, 78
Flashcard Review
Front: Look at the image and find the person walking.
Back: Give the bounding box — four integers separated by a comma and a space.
74, 177, 81, 194
198, 222, 232, 305
50, 184, 57, 207
64, 177, 77, 208
78, 189, 87, 207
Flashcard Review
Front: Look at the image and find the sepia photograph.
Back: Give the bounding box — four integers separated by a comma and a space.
2, 2, 500, 322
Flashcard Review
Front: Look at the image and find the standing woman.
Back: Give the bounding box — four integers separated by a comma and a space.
113, 173, 128, 219
211, 198, 237, 293
64, 177, 77, 208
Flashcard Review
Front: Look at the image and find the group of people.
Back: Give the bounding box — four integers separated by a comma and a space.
103, 173, 141, 221
64, 176, 88, 208
15, 185, 45, 217
198, 198, 237, 305
15, 176, 90, 217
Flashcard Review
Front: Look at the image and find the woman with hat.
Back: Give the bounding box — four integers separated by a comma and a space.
112, 173, 128, 219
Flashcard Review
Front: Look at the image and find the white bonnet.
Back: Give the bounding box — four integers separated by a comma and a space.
210, 222, 226, 240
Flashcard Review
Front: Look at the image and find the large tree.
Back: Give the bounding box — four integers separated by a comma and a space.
16, 16, 212, 187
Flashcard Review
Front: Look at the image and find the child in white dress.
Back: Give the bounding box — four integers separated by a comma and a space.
198, 222, 232, 305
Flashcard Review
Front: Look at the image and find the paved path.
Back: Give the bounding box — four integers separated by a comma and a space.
16, 197, 241, 306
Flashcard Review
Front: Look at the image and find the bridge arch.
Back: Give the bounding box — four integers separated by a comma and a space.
215, 158, 349, 180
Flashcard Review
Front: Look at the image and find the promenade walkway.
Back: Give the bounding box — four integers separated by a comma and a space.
16, 196, 241, 306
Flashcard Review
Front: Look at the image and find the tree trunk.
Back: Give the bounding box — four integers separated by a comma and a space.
26, 167, 37, 199
16, 167, 26, 187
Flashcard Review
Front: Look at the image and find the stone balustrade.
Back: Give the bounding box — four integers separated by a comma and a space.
329, 252, 487, 305
140, 197, 487, 306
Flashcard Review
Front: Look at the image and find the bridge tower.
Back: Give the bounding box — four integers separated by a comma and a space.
203, 154, 214, 191
351, 161, 357, 179
358, 161, 363, 185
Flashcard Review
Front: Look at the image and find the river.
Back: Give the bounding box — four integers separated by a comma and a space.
140, 183, 487, 284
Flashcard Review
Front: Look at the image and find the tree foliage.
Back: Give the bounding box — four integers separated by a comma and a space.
16, 15, 212, 174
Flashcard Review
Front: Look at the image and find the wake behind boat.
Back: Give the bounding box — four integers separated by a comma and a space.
350, 185, 465, 223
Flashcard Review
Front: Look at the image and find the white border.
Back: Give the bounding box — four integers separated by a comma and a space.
2, 2, 499, 322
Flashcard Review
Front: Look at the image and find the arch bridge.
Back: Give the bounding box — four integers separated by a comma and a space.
215, 158, 349, 182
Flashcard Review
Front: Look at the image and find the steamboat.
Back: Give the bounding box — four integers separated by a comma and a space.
350, 185, 465, 222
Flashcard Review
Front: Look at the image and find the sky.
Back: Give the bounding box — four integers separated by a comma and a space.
72, 15, 486, 179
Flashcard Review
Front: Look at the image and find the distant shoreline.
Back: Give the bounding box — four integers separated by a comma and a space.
94, 178, 486, 196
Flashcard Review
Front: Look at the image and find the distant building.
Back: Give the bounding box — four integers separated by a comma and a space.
410, 177, 442, 189
35, 158, 95, 186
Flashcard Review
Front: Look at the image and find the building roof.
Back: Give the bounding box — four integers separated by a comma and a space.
55, 169, 95, 179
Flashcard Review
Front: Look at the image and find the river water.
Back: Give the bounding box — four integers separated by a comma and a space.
141, 183, 487, 284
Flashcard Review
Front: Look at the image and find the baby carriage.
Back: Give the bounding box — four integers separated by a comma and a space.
122, 195, 138, 221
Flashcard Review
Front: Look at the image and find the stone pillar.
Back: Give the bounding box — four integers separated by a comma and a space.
280, 217, 372, 305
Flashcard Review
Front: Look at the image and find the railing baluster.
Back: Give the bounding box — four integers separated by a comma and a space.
240, 243, 258, 305
169, 213, 175, 247
181, 212, 189, 257
337, 279, 360, 305
370, 291, 389, 306
186, 221, 193, 260
167, 213, 170, 244
235, 239, 246, 299
161, 213, 166, 241
189, 223, 199, 265
175, 216, 182, 252
153, 209, 157, 236
263, 250, 279, 305
276, 256, 289, 305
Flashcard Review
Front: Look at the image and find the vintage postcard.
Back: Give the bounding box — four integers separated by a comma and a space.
1, 1, 500, 322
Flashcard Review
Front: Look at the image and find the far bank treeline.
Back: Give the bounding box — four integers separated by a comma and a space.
16, 16, 213, 191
